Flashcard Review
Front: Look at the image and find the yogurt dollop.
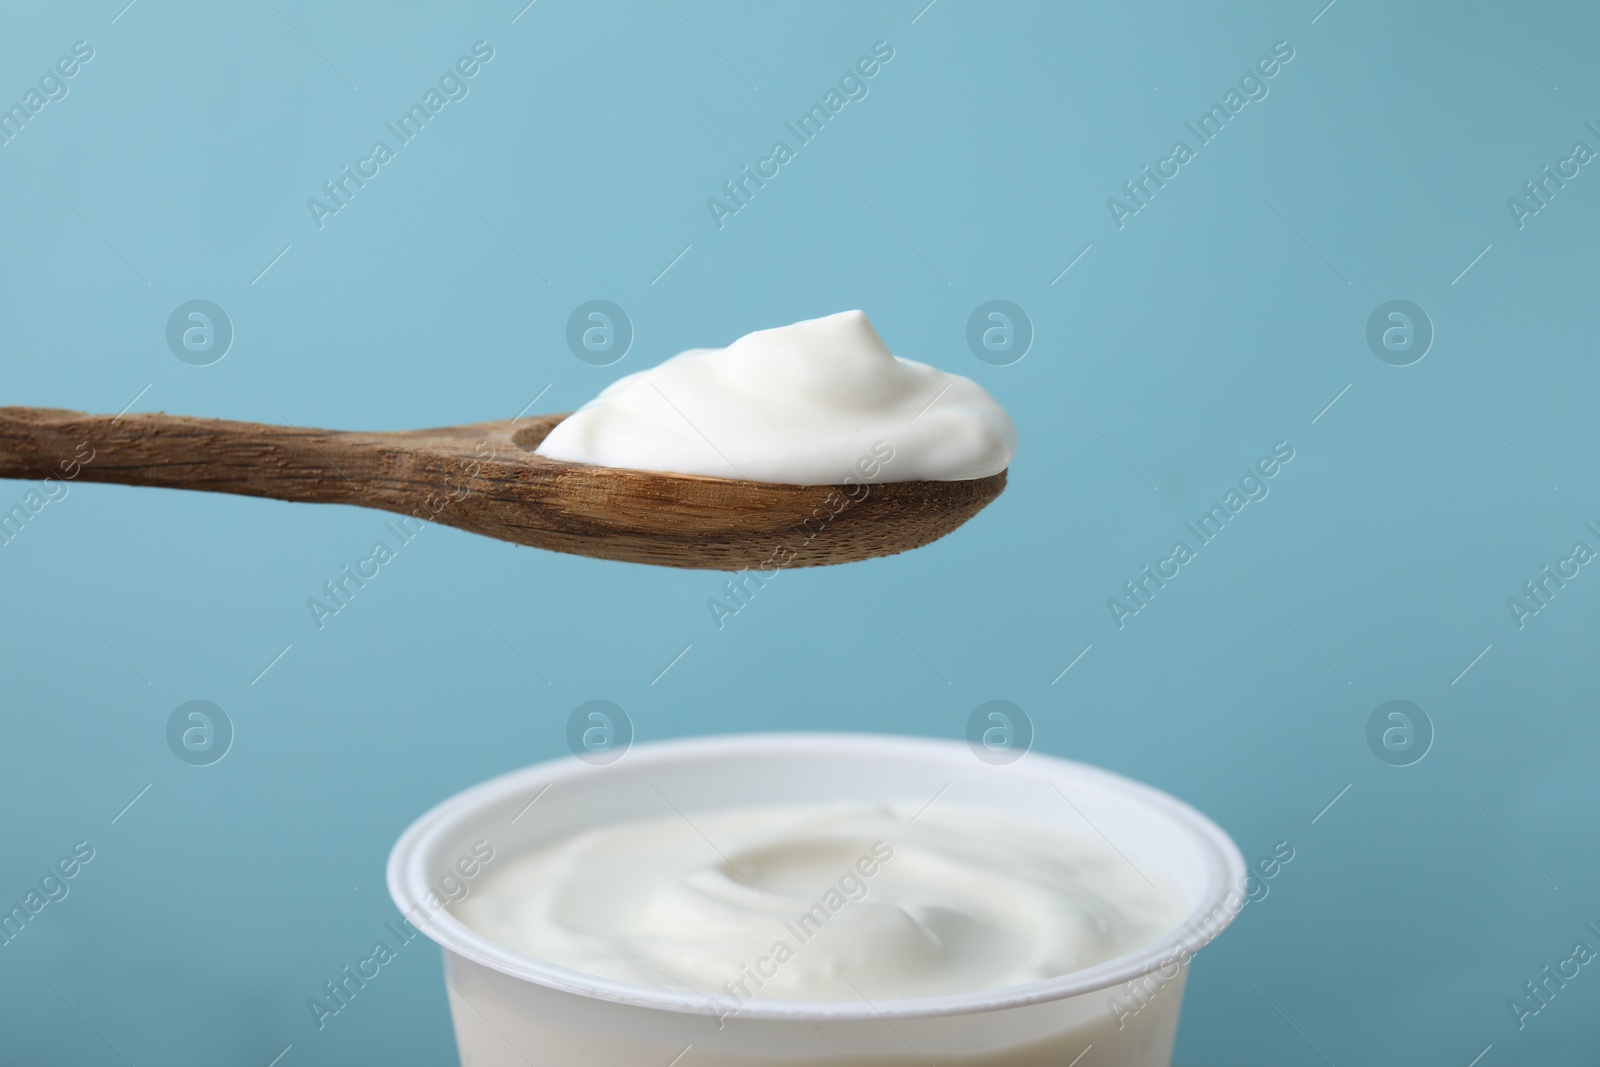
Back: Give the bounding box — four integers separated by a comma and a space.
452, 802, 1186, 1002
535, 311, 1016, 484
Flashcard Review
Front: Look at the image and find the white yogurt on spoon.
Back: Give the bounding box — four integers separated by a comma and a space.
535, 311, 1016, 485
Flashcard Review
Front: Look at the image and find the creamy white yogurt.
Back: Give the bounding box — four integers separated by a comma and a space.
451, 802, 1186, 1003
535, 311, 1016, 484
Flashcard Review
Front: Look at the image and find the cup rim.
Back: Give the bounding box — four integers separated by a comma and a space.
387, 732, 1247, 1022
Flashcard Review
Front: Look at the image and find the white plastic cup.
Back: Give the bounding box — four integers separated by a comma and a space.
387, 733, 1246, 1067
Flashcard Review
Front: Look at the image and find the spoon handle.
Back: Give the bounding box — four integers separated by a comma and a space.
0, 405, 474, 512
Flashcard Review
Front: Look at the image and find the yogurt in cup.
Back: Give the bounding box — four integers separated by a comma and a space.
387, 734, 1247, 1066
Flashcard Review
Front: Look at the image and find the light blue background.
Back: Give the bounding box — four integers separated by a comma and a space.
3, 1, 1598, 1063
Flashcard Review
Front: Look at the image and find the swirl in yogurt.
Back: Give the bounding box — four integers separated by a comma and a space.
452, 802, 1186, 1002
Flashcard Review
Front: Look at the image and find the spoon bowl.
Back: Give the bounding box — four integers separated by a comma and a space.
0, 407, 1006, 569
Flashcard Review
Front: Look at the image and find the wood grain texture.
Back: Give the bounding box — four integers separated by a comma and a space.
0, 406, 1006, 569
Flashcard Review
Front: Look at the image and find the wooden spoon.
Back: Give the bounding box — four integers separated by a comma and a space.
0, 407, 1006, 569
